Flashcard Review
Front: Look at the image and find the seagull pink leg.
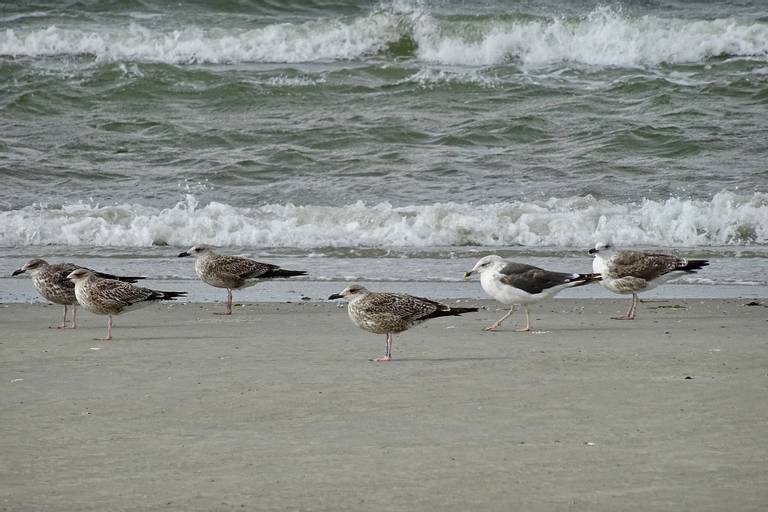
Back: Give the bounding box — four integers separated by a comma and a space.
374, 333, 393, 362
51, 304, 69, 329
612, 293, 637, 320
484, 305, 516, 331
216, 289, 233, 315
96, 315, 113, 341
71, 304, 77, 329
629, 293, 638, 319
514, 305, 532, 332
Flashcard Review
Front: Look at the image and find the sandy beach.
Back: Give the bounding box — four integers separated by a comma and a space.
1, 298, 766, 511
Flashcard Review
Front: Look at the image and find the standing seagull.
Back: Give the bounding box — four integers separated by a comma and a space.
589, 242, 709, 320
11, 258, 145, 329
464, 255, 601, 332
178, 245, 307, 315
328, 285, 478, 362
67, 269, 186, 340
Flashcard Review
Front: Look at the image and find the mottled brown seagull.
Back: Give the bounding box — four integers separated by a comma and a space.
67, 269, 186, 340
589, 242, 709, 320
178, 245, 307, 315
465, 255, 601, 332
11, 258, 145, 329
328, 284, 478, 362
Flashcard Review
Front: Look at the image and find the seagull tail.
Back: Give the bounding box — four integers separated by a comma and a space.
425, 306, 479, 320
678, 259, 709, 272
149, 290, 188, 301
262, 268, 308, 278
450, 306, 480, 315
95, 273, 147, 283
570, 273, 602, 287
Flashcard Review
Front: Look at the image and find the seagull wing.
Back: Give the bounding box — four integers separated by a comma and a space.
213, 255, 277, 280
610, 251, 679, 280
89, 279, 155, 308
498, 262, 581, 294
48, 263, 80, 289
361, 292, 441, 322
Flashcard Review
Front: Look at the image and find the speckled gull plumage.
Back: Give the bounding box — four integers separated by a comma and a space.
589, 242, 709, 320
329, 284, 478, 361
178, 244, 307, 315
11, 258, 145, 329
67, 268, 186, 340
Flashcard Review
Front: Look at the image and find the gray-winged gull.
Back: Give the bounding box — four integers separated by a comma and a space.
465, 255, 601, 332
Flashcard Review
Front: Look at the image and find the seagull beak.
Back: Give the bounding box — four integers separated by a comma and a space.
588, 248, 598, 255
463, 271, 473, 280
11, 268, 25, 276
178, 251, 191, 257
328, 293, 344, 300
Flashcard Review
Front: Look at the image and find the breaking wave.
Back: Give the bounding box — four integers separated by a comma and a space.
2, 6, 767, 66
1, 192, 766, 248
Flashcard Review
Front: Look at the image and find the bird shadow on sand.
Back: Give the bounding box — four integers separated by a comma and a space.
477, 324, 648, 333
382, 355, 521, 363
149, 335, 235, 341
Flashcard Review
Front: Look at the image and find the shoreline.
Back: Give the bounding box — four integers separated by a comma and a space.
2, 278, 768, 305
1, 299, 767, 511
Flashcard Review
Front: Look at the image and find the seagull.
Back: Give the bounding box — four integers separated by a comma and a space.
589, 242, 709, 320
11, 258, 145, 329
178, 245, 307, 315
328, 284, 478, 361
464, 255, 601, 332
67, 269, 186, 340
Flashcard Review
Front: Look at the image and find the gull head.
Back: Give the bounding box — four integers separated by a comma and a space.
12, 258, 49, 277
464, 255, 505, 279
588, 241, 615, 256
178, 244, 214, 258
66, 268, 93, 282
328, 284, 370, 300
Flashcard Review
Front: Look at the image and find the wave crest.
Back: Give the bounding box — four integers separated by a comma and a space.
2, 6, 766, 66
413, 7, 768, 67
1, 192, 766, 248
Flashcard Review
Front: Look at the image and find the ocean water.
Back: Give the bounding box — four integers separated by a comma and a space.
2, 0, 767, 302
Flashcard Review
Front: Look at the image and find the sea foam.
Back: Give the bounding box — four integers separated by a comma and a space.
1, 192, 765, 249
1, 7, 766, 67
413, 7, 768, 67
0, 13, 403, 64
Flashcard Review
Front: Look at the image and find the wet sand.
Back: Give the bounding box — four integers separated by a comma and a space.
1, 299, 767, 511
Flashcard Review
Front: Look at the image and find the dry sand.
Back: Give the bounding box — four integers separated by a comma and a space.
1, 299, 767, 511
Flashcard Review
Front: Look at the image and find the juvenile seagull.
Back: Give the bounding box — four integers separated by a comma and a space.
178, 245, 307, 315
11, 258, 145, 329
328, 284, 478, 362
465, 255, 601, 332
66, 269, 186, 340
589, 242, 709, 320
